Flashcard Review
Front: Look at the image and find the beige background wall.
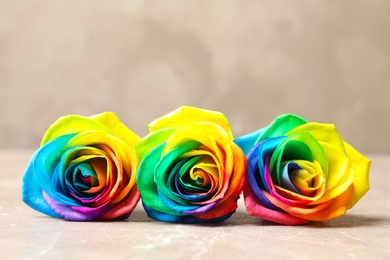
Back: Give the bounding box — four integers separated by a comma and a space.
0, 1, 389, 153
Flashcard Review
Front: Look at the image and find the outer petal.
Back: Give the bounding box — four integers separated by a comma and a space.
42, 190, 139, 221
162, 122, 231, 156
91, 112, 141, 147
42, 191, 106, 221
234, 114, 306, 156
192, 196, 238, 220
148, 106, 234, 140
135, 128, 176, 162
268, 185, 354, 221
218, 143, 247, 205
344, 142, 371, 208
142, 204, 233, 224
41, 112, 140, 146
92, 187, 140, 220
243, 184, 309, 225
22, 134, 76, 217
29, 134, 76, 201
256, 114, 307, 142
142, 203, 184, 223
313, 142, 353, 204
287, 122, 346, 154
22, 151, 61, 218
234, 128, 265, 155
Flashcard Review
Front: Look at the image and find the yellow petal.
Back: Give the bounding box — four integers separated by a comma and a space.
91, 112, 141, 148
343, 141, 371, 208
287, 122, 346, 154
148, 106, 234, 140
41, 112, 140, 148
311, 142, 353, 205
163, 122, 233, 173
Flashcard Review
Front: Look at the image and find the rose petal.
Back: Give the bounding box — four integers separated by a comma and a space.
148, 106, 234, 140
265, 185, 354, 221
344, 142, 371, 208
91, 112, 141, 147
287, 122, 346, 154
137, 144, 183, 216
22, 151, 61, 218
135, 128, 176, 162
311, 142, 353, 205
142, 203, 233, 224
256, 114, 308, 142
269, 132, 328, 183
234, 127, 266, 155
41, 112, 140, 147
243, 184, 309, 225
246, 140, 282, 210
155, 141, 203, 206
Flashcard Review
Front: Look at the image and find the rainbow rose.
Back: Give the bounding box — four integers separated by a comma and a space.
136, 106, 247, 223
22, 112, 141, 221
235, 114, 370, 225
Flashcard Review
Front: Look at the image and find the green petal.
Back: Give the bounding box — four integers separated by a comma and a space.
154, 141, 202, 205
287, 122, 346, 154
270, 132, 328, 185
136, 144, 181, 216
135, 128, 176, 162
256, 114, 307, 143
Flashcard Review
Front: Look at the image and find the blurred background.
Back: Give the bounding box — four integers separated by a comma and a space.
0, 0, 389, 153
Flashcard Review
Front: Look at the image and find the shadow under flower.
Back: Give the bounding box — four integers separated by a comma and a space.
215, 211, 388, 228
306, 214, 388, 228
241, 213, 388, 228
127, 208, 155, 223
126, 207, 388, 228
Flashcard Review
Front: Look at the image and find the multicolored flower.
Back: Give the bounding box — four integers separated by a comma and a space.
22, 112, 141, 221
235, 114, 370, 225
136, 106, 247, 223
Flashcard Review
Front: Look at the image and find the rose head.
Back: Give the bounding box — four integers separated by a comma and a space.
235, 114, 370, 225
136, 106, 247, 223
22, 112, 141, 221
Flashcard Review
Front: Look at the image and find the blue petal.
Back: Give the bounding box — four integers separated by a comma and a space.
246, 137, 286, 211
21, 136, 71, 218
32, 134, 76, 194
234, 127, 266, 155
142, 203, 234, 223
157, 188, 199, 213
280, 162, 302, 194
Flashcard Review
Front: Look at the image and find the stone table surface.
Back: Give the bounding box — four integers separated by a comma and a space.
1, 150, 389, 260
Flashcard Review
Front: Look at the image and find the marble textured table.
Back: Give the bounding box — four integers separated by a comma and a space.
1, 150, 389, 259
